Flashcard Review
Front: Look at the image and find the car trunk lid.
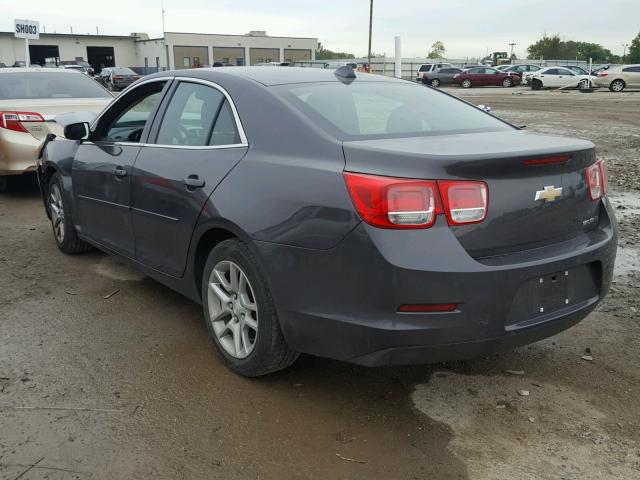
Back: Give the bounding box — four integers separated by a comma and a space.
342, 130, 601, 258
0, 98, 110, 139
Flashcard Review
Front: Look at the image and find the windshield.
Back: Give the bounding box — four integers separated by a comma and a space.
112, 68, 136, 75
0, 72, 111, 100
275, 82, 513, 140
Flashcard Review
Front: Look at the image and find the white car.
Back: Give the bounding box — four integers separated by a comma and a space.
0, 68, 112, 191
530, 67, 592, 90
594, 64, 640, 92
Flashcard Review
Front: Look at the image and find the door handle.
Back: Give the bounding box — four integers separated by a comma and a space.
183, 175, 205, 189
114, 166, 127, 178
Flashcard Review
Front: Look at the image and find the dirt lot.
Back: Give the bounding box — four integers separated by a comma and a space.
1, 87, 639, 480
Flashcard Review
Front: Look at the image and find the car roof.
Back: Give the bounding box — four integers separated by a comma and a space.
161, 66, 406, 86
0, 67, 80, 74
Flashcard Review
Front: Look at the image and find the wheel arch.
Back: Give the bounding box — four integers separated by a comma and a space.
610, 78, 626, 89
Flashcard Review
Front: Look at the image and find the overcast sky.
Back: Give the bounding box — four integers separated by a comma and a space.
1, 0, 638, 59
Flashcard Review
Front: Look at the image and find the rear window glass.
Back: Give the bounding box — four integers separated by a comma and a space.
111, 68, 136, 75
275, 82, 512, 140
419, 65, 432, 72
0, 72, 111, 99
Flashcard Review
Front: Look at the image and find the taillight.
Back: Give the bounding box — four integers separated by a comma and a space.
586, 159, 607, 201
113, 75, 125, 80
438, 180, 488, 225
0, 111, 44, 133
343, 172, 489, 229
344, 173, 442, 229
598, 72, 608, 77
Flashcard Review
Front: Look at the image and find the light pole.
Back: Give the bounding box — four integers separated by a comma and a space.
367, 0, 373, 73
622, 43, 629, 59
509, 42, 516, 63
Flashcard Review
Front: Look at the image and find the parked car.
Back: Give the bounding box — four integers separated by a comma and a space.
0, 63, 6, 68
0, 67, 112, 192
453, 67, 521, 88
60, 60, 95, 76
530, 67, 592, 90
594, 64, 640, 92
36, 67, 617, 376
97, 67, 141, 91
421, 67, 463, 87
416, 62, 453, 82
501, 64, 542, 85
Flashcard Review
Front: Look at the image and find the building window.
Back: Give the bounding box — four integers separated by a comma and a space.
144, 57, 149, 67
183, 57, 191, 67
156, 57, 160, 69
236, 58, 244, 66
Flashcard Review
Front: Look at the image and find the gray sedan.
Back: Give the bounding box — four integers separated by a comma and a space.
421, 67, 463, 87
37, 66, 617, 376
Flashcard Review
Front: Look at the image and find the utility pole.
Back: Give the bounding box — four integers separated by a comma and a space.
509, 42, 516, 61
367, 0, 373, 73
162, 0, 166, 36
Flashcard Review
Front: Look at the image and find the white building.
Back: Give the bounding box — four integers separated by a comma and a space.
0, 30, 317, 72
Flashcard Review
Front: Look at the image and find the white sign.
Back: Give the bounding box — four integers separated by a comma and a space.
14, 19, 40, 40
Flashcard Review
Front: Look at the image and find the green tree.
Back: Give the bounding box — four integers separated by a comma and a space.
628, 32, 640, 63
427, 41, 446, 59
527, 34, 617, 62
315, 42, 356, 60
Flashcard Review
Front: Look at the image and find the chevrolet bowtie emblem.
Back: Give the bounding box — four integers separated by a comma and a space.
535, 185, 563, 202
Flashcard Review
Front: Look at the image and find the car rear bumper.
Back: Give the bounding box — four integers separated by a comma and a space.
254, 198, 617, 366
0, 129, 39, 176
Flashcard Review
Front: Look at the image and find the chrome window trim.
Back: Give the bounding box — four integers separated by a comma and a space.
89, 75, 249, 150
89, 76, 175, 131
155, 77, 249, 147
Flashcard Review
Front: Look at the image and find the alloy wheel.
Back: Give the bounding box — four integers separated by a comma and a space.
49, 184, 65, 243
462, 79, 472, 88
207, 260, 258, 359
611, 80, 624, 92
431, 79, 440, 87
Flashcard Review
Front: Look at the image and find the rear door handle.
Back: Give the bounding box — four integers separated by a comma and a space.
183, 175, 205, 189
114, 166, 127, 178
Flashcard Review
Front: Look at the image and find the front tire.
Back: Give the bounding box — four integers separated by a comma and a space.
201, 239, 299, 377
609, 79, 625, 92
461, 79, 472, 88
531, 78, 543, 90
502, 77, 513, 87
430, 78, 441, 88
47, 173, 92, 254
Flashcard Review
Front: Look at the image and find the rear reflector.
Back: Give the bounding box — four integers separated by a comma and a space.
586, 159, 607, 201
523, 155, 570, 166
438, 180, 488, 225
398, 303, 458, 313
0, 111, 45, 133
343, 173, 442, 229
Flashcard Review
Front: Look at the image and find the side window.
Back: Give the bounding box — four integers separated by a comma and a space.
100, 82, 166, 143
209, 100, 240, 146
545, 69, 558, 75
156, 82, 225, 146
558, 68, 574, 76
623, 66, 640, 72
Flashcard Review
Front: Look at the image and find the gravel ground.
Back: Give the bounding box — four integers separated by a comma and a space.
0, 87, 639, 480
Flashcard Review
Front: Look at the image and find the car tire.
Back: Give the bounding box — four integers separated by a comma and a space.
201, 239, 299, 377
502, 77, 513, 87
531, 79, 543, 90
0, 176, 8, 193
578, 79, 590, 89
47, 173, 93, 254
430, 78, 441, 88
461, 79, 472, 88
609, 79, 625, 92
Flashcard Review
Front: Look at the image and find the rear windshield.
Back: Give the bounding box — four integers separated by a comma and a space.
0, 72, 112, 100
275, 81, 512, 140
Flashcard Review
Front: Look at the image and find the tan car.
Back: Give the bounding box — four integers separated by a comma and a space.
595, 64, 640, 92
0, 68, 113, 191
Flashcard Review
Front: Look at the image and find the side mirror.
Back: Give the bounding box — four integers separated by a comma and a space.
64, 122, 90, 141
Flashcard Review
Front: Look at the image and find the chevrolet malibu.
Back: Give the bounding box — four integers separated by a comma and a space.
0, 68, 112, 192
37, 67, 617, 377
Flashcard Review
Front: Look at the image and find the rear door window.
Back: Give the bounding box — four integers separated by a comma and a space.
156, 82, 225, 146
623, 66, 640, 72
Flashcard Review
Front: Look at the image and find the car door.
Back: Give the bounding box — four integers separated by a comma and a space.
540, 68, 560, 87
555, 68, 577, 87
622, 66, 640, 87
72, 79, 170, 256
131, 79, 248, 277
